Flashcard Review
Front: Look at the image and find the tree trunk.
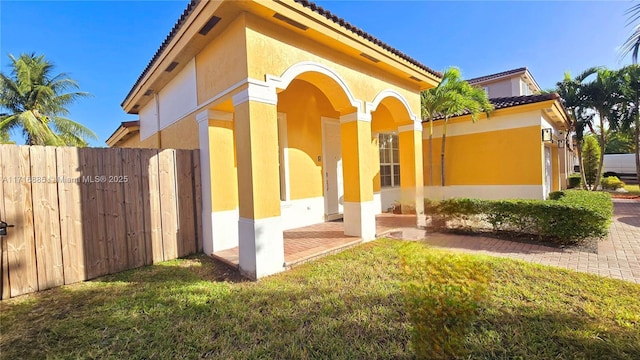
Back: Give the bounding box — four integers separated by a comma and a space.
440, 120, 448, 187
576, 140, 588, 189
593, 115, 606, 191
428, 133, 433, 187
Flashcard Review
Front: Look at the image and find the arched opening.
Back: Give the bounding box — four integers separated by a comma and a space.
274, 69, 358, 229
370, 93, 421, 214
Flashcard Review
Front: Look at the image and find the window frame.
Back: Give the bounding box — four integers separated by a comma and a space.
378, 133, 400, 188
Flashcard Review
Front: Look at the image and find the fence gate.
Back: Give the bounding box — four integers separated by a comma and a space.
0, 145, 202, 299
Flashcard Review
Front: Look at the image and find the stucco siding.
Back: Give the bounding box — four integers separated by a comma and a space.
139, 100, 158, 141
158, 59, 197, 130
244, 13, 421, 116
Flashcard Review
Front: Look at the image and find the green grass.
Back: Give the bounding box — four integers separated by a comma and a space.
1, 240, 639, 359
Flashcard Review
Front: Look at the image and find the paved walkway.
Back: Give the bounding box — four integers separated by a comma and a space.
388, 199, 640, 284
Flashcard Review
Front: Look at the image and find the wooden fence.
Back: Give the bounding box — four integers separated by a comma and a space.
0, 145, 202, 299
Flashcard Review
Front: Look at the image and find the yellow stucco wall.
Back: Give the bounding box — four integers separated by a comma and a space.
235, 100, 281, 219
341, 120, 374, 202
159, 117, 199, 150
114, 132, 159, 149
371, 104, 397, 133
423, 126, 543, 186
195, 15, 249, 105
209, 119, 238, 211
115, 133, 143, 148
277, 79, 339, 200
244, 13, 421, 115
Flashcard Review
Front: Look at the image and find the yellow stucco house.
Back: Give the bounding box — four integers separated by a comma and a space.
423, 67, 572, 200
108, 0, 441, 278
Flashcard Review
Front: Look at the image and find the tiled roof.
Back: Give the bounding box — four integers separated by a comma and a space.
121, 0, 199, 107
293, 0, 442, 78
122, 0, 441, 107
490, 93, 560, 109
466, 67, 527, 84
426, 93, 562, 121
120, 120, 141, 128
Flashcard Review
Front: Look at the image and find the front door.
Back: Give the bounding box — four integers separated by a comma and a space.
544, 146, 552, 199
322, 119, 344, 220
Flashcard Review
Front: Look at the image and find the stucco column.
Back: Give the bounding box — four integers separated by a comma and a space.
196, 110, 239, 256
340, 112, 376, 240
232, 84, 285, 279
398, 122, 426, 228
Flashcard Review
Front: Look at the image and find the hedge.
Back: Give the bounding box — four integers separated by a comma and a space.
433, 190, 613, 244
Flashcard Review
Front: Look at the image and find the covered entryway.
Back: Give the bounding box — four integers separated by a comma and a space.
212, 213, 418, 269
322, 118, 344, 220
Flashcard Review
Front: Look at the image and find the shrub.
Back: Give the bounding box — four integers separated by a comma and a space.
399, 244, 490, 359
601, 176, 625, 190
568, 173, 582, 189
432, 191, 612, 243
582, 136, 601, 190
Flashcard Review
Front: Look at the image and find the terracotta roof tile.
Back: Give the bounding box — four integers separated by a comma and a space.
466, 67, 527, 84
293, 0, 441, 78
121, 0, 200, 107
122, 0, 441, 107
426, 93, 562, 121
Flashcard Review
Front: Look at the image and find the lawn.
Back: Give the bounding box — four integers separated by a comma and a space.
1, 240, 639, 359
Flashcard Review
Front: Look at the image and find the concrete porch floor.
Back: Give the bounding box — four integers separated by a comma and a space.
211, 214, 418, 270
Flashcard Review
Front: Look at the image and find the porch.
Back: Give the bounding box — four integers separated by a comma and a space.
212, 214, 418, 270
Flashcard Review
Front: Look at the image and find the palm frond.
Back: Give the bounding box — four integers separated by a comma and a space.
0, 53, 95, 146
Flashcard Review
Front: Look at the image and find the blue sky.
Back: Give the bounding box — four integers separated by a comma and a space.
0, 0, 635, 146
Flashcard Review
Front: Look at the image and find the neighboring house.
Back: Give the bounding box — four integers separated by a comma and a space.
106, 120, 140, 147
109, 0, 441, 278
423, 68, 573, 200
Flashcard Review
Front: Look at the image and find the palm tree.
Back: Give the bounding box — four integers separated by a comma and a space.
579, 69, 626, 189
422, 68, 493, 187
0, 53, 96, 146
421, 72, 456, 186
621, 4, 640, 64
554, 67, 599, 188
619, 64, 640, 182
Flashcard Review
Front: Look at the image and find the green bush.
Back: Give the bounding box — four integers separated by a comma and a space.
433, 191, 612, 243
601, 176, 625, 190
582, 136, 601, 189
399, 244, 490, 359
568, 173, 582, 189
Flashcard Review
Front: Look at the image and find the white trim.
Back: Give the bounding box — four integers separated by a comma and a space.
423, 185, 545, 201
198, 118, 214, 255
212, 208, 239, 251
365, 89, 419, 122
398, 122, 422, 132
423, 110, 541, 139
343, 201, 376, 240
339, 111, 371, 123
265, 61, 364, 113
238, 216, 285, 279
195, 109, 234, 123
277, 112, 290, 201
373, 192, 382, 214
232, 80, 278, 106
197, 78, 250, 111
280, 196, 325, 230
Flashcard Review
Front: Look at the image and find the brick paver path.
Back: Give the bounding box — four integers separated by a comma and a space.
387, 199, 640, 284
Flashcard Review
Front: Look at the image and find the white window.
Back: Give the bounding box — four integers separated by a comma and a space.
483, 86, 489, 96
379, 133, 400, 187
